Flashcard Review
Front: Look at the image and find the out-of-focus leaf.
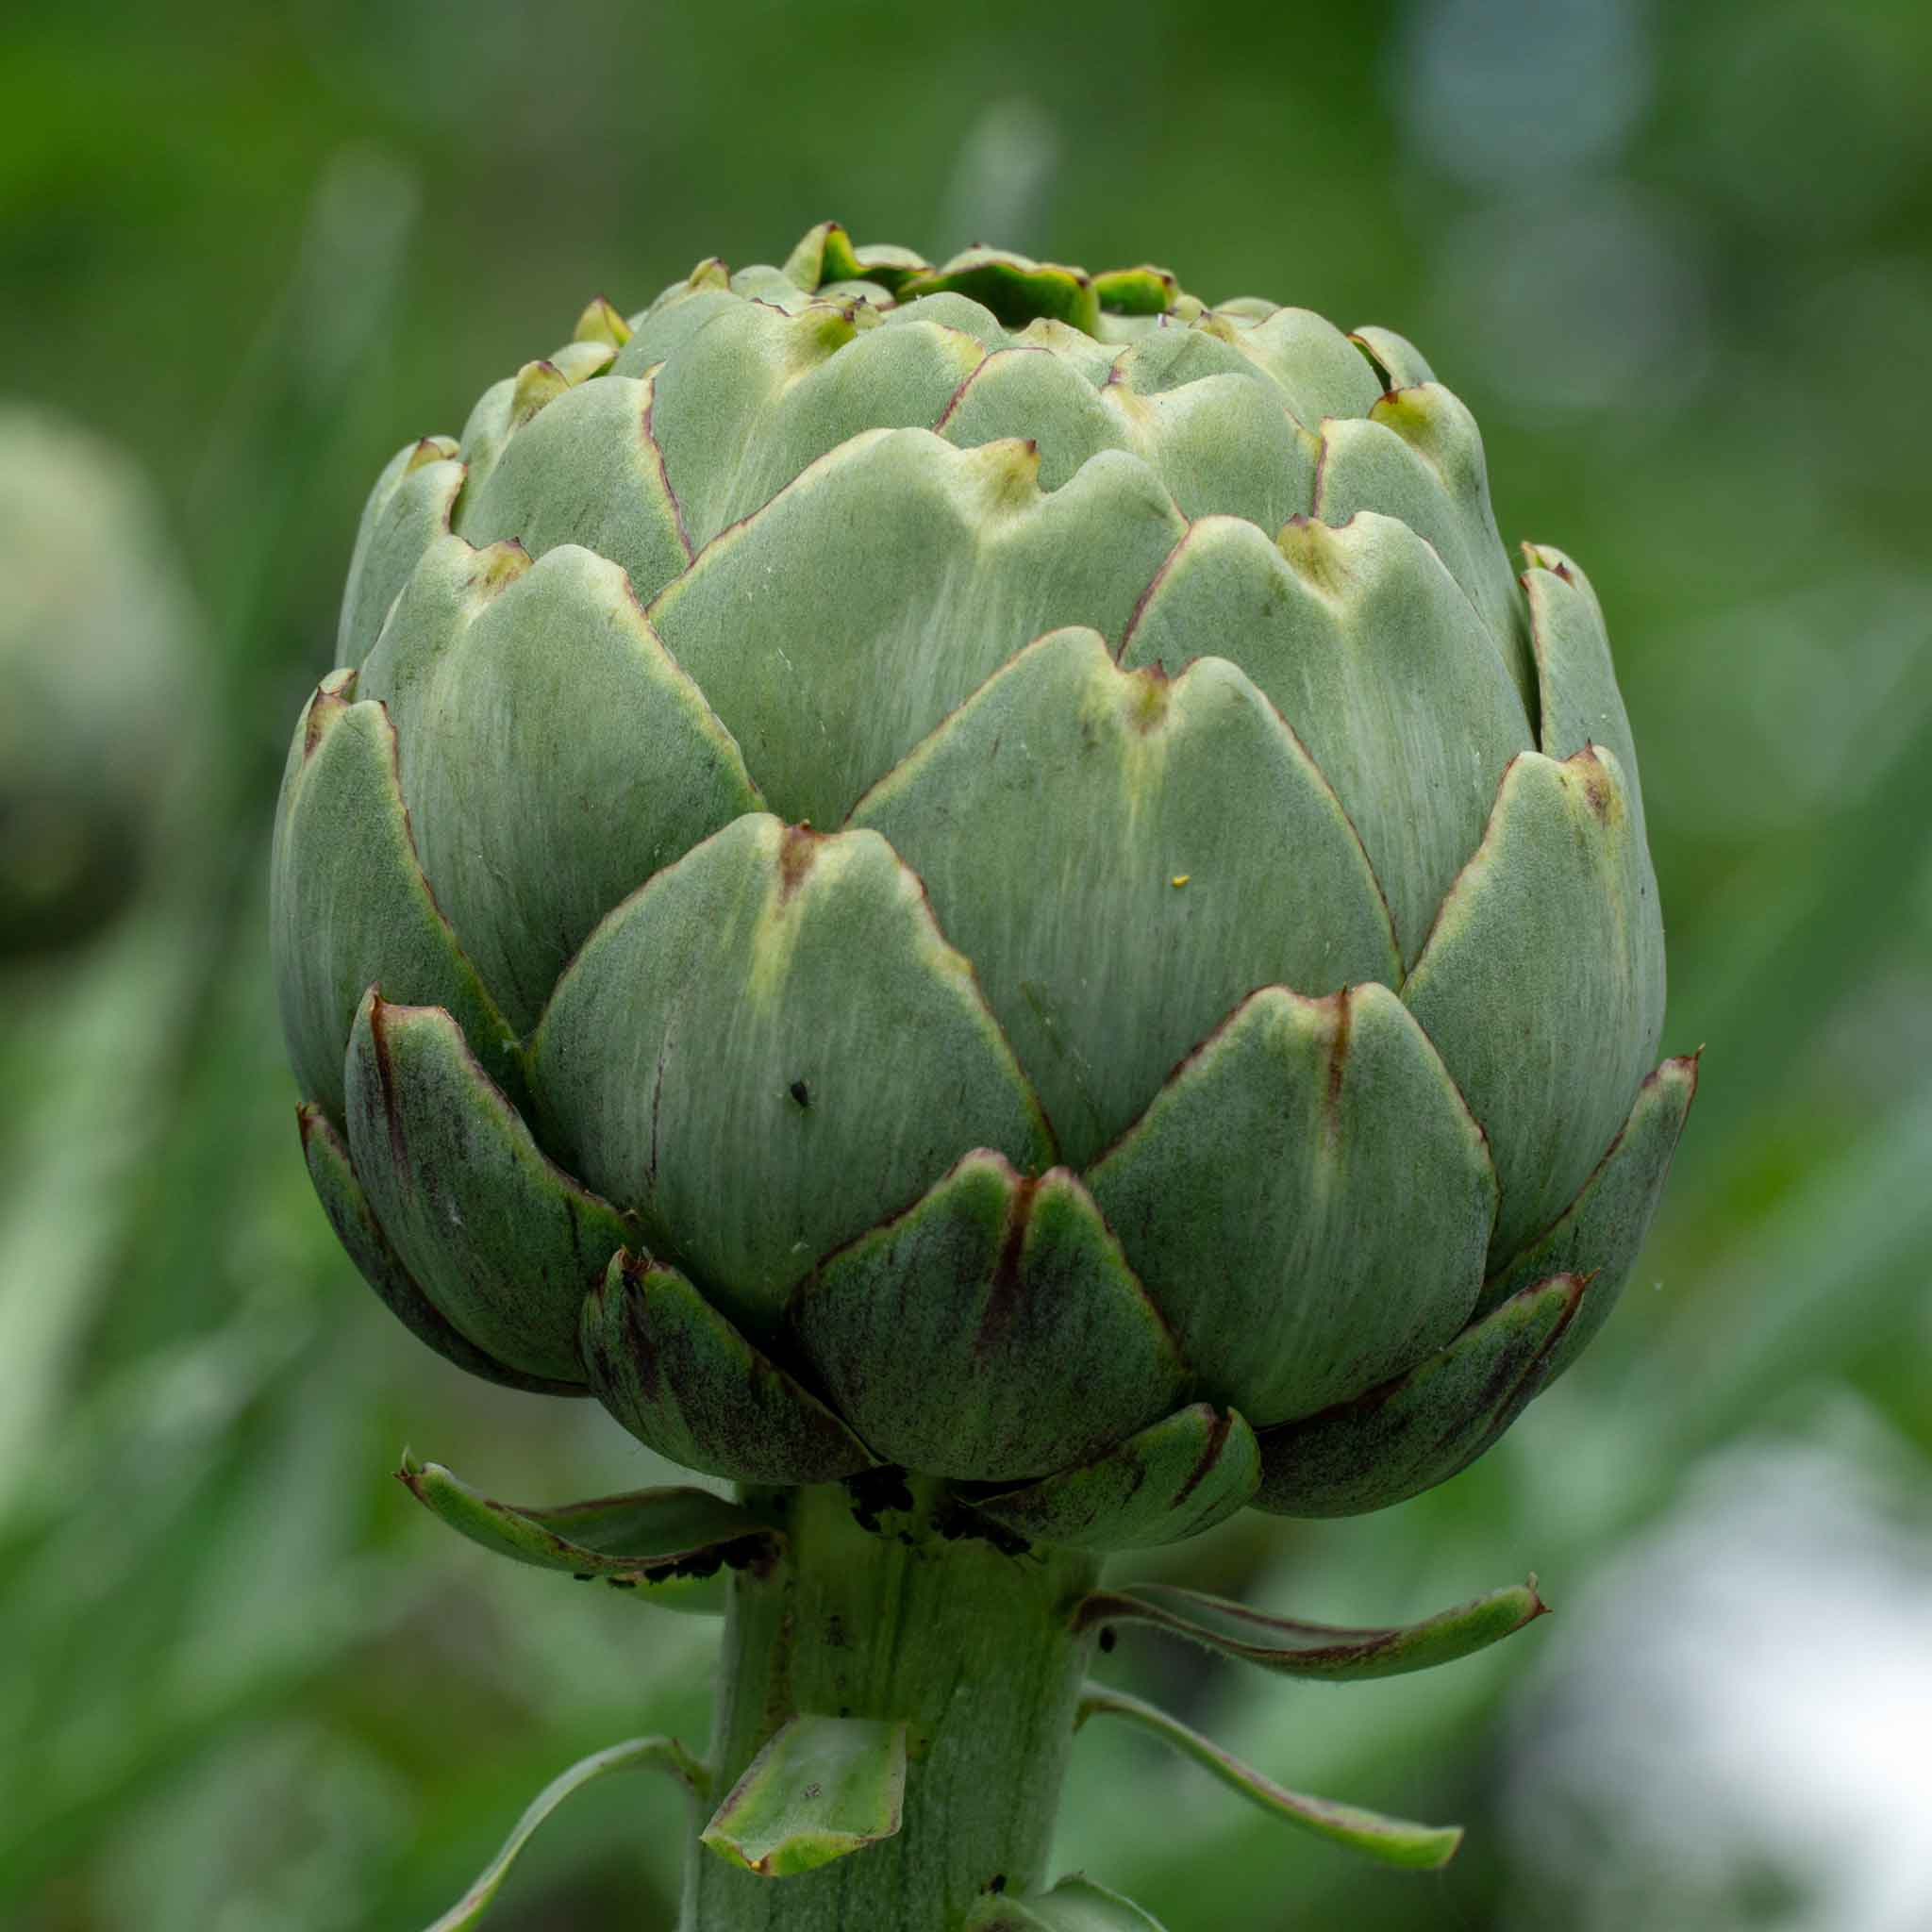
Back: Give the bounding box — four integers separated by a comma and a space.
0, 910, 204, 1512
1657, 1080, 1932, 1457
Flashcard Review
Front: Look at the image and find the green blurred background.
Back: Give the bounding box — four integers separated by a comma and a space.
5, 0, 1930, 1925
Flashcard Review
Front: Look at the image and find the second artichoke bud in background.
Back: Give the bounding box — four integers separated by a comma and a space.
1, 408, 202, 958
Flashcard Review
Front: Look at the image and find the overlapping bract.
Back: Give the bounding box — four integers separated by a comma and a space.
275, 225, 1693, 1547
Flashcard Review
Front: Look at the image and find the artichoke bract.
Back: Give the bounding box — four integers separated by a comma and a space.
275, 225, 1694, 1549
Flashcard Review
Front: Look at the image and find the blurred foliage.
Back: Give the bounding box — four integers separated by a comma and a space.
3, 0, 1928, 1926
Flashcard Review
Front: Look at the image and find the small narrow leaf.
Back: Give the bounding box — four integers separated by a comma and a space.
397, 1454, 778, 1609
1076, 1686, 1461, 1870
701, 1715, 908, 1877
1075, 1576, 1546, 1679
969, 1874, 1172, 1930
424, 1735, 704, 1932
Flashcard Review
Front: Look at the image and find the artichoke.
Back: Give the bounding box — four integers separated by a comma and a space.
275, 225, 1695, 1551
3, 408, 199, 956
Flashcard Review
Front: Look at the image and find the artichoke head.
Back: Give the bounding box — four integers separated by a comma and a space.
273, 226, 1694, 1549
2, 408, 199, 956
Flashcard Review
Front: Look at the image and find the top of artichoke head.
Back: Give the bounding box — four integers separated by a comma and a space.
275, 223, 1689, 1546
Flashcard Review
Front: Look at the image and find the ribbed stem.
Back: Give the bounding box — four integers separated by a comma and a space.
680, 1477, 1103, 1932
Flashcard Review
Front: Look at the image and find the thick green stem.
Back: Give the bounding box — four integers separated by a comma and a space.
681, 1477, 1103, 1932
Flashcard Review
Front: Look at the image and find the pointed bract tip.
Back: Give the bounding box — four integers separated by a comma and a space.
1276, 515, 1353, 599
573, 294, 633, 349
803, 303, 861, 357
509, 357, 569, 425
471, 538, 531, 597
300, 676, 353, 759
1368, 383, 1446, 454
1574, 749, 1621, 824
959, 436, 1042, 510
775, 822, 825, 902
1349, 332, 1396, 389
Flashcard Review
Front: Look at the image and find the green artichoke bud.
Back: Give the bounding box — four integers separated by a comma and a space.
2, 408, 200, 955
274, 226, 1694, 1548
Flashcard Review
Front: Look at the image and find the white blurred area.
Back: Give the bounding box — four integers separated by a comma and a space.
1392, 0, 1707, 421
1396, 0, 1649, 184
936, 96, 1062, 262
1501, 1418, 1932, 1931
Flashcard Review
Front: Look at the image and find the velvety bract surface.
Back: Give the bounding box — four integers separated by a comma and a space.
273, 224, 1688, 1542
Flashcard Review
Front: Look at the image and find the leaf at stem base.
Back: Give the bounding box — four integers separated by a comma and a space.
700, 1714, 908, 1878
